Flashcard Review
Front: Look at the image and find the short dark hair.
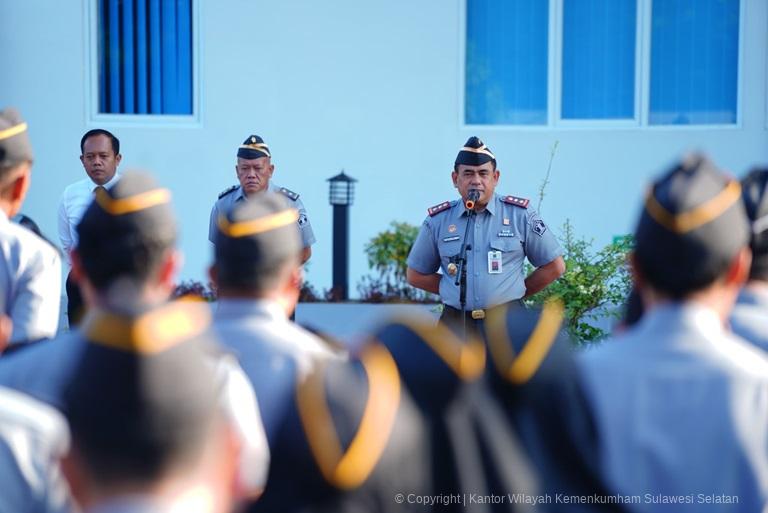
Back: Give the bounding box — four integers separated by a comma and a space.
80, 129, 120, 155
633, 243, 734, 300
78, 236, 175, 290
215, 255, 295, 295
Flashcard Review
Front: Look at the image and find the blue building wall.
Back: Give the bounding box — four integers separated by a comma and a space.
2, 0, 767, 295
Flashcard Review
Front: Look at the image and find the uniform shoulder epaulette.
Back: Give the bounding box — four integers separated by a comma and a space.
427, 201, 451, 217
279, 187, 299, 201
217, 185, 238, 199
501, 195, 529, 209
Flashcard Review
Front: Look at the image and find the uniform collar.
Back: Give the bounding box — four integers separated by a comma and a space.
215, 297, 287, 321
737, 283, 768, 308
455, 193, 497, 217
91, 172, 121, 190
237, 181, 275, 202
640, 301, 724, 340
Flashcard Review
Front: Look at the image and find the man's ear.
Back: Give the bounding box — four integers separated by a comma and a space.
451, 170, 458, 188
628, 251, 646, 290
208, 264, 218, 288
724, 246, 752, 289
70, 250, 85, 284
60, 447, 88, 509
5, 165, 31, 217
157, 249, 182, 289
114, 153, 122, 166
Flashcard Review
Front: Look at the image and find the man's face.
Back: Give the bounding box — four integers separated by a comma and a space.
236, 157, 274, 196
452, 162, 500, 208
80, 134, 121, 186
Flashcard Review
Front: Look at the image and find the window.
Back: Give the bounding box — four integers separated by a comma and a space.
464, 0, 740, 126
465, 0, 549, 125
561, 0, 636, 120
98, 0, 193, 115
649, 0, 739, 125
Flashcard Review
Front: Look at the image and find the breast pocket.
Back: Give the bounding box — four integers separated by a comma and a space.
438, 238, 461, 270
490, 237, 523, 269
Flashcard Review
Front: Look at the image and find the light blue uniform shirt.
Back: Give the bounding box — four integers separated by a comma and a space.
212, 299, 338, 446
407, 194, 562, 310
731, 285, 768, 353
0, 211, 61, 343
578, 302, 768, 512
208, 182, 315, 248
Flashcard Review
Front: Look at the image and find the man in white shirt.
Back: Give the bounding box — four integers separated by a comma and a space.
57, 129, 121, 326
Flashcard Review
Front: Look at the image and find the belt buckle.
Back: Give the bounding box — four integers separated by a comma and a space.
471, 309, 486, 320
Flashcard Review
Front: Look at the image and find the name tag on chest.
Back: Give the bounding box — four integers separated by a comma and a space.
497, 231, 515, 237
442, 236, 460, 242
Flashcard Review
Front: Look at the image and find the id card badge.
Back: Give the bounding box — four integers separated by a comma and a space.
488, 250, 502, 274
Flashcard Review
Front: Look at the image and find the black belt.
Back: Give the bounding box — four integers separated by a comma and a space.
440, 301, 524, 322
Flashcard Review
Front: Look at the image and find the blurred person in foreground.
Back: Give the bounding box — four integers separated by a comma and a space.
731, 167, 768, 352
59, 292, 239, 513
0, 108, 61, 349
209, 192, 340, 446
0, 171, 268, 513
255, 301, 623, 513
578, 155, 768, 512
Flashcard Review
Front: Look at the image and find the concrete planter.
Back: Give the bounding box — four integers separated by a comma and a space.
296, 302, 440, 348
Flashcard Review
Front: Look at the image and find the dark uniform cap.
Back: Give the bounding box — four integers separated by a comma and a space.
76, 170, 176, 259
62, 302, 219, 482
237, 134, 271, 160
0, 108, 33, 168
634, 154, 748, 292
741, 168, 768, 277
455, 136, 496, 167
214, 192, 301, 280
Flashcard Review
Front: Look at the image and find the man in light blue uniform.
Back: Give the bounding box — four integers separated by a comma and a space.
209, 135, 315, 264
0, 108, 61, 348
407, 137, 564, 330
731, 167, 768, 352
578, 155, 768, 512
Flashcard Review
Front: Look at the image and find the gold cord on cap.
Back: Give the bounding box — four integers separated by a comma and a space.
217, 208, 298, 238
0, 122, 28, 141
485, 299, 564, 385
644, 180, 741, 234
95, 188, 172, 216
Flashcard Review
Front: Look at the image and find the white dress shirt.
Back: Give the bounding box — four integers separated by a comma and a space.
0, 211, 61, 344
57, 174, 120, 266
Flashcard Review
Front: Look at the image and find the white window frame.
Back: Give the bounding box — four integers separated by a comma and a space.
82, 0, 203, 127
460, 0, 745, 130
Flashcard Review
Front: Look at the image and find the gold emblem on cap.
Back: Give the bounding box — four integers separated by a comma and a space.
251, 136, 256, 143
447, 262, 458, 276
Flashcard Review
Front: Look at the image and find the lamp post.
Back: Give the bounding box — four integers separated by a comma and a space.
327, 170, 357, 300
